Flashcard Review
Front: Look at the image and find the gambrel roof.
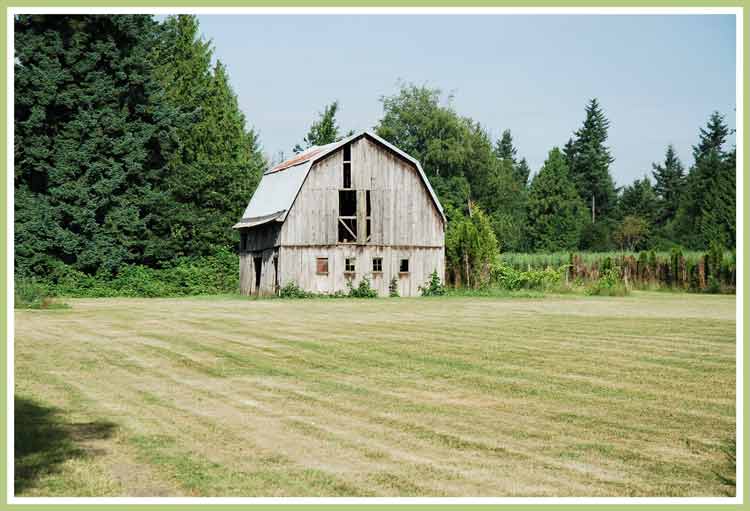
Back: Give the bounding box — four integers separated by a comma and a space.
233, 131, 446, 229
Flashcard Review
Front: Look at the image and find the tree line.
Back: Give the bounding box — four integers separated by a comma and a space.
14, 15, 736, 286
14, 14, 264, 279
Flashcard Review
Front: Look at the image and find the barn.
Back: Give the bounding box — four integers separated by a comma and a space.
233, 131, 446, 297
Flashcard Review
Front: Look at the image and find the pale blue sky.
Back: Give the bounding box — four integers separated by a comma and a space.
196, 14, 736, 186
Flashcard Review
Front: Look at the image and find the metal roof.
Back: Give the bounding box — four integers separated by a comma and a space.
233, 131, 446, 229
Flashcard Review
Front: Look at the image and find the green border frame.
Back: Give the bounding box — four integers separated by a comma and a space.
0, 2, 745, 510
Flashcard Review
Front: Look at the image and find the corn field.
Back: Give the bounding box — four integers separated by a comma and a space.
499, 249, 736, 293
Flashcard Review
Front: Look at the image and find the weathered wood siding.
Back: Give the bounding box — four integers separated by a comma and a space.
239, 248, 278, 296
239, 223, 281, 296
278, 246, 444, 297
240, 135, 445, 297
280, 137, 444, 247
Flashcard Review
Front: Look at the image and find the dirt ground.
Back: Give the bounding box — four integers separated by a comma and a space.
14, 292, 736, 497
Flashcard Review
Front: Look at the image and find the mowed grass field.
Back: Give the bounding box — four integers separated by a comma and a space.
15, 293, 736, 497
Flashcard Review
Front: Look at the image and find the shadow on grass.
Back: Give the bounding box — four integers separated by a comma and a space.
14, 395, 117, 495
714, 437, 736, 497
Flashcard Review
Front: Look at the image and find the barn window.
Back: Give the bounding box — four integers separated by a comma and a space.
345, 257, 356, 273
343, 143, 352, 188
316, 257, 329, 275
338, 190, 357, 243
372, 257, 382, 273
400, 259, 409, 273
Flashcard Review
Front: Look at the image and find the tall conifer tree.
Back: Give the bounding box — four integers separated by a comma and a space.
526, 148, 587, 251
566, 99, 617, 221
14, 15, 179, 275
651, 145, 685, 227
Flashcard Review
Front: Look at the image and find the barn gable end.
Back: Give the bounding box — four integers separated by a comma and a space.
235, 131, 445, 296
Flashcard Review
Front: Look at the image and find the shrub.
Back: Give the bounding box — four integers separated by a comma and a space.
347, 277, 378, 298
389, 277, 399, 297
585, 268, 629, 296
279, 281, 312, 299
14, 279, 68, 309
419, 270, 446, 296
490, 261, 565, 291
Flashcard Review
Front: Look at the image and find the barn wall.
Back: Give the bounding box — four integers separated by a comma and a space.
239, 223, 282, 296
239, 248, 279, 296
280, 137, 444, 248
278, 245, 444, 297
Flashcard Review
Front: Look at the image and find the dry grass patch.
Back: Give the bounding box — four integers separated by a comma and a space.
14, 292, 736, 496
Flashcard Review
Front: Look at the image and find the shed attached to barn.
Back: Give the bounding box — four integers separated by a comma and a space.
233, 131, 445, 297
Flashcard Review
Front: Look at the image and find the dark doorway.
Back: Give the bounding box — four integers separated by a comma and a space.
273, 255, 279, 295
253, 256, 262, 294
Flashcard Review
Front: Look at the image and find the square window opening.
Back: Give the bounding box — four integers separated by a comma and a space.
372, 257, 383, 273
345, 257, 356, 273
316, 257, 329, 275
338, 218, 357, 243
400, 259, 409, 273
339, 190, 357, 216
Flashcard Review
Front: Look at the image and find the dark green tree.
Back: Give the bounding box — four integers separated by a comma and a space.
514, 158, 531, 188
526, 148, 587, 251
376, 84, 476, 214
494, 129, 530, 187
294, 101, 343, 153
494, 129, 517, 163
566, 99, 617, 221
14, 15, 180, 276
651, 145, 685, 226
617, 177, 658, 225
693, 111, 730, 163
155, 15, 264, 259
483, 159, 527, 252
674, 112, 735, 249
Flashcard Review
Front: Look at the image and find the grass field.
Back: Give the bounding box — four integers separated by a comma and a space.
15, 293, 736, 497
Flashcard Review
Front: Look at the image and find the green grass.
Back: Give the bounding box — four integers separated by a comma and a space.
14, 292, 736, 497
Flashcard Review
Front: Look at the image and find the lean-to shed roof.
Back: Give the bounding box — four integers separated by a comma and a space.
233, 131, 445, 229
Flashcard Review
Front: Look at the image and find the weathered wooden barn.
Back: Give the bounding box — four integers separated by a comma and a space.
233, 131, 445, 297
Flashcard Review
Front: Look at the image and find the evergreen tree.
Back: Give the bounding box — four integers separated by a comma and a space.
494, 129, 530, 187
294, 101, 343, 153
483, 159, 527, 252
494, 129, 517, 163
526, 148, 587, 251
692, 111, 730, 163
155, 15, 264, 258
651, 145, 685, 226
567, 99, 617, 221
14, 15, 180, 276
515, 158, 531, 188
674, 111, 735, 249
617, 177, 658, 226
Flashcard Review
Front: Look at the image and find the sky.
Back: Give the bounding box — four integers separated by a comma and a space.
196, 14, 736, 186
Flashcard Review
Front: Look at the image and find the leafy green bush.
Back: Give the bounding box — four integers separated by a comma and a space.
585, 268, 629, 296
279, 282, 312, 298
347, 277, 378, 298
490, 261, 565, 291
419, 270, 446, 296
20, 248, 240, 298
389, 277, 399, 297
14, 279, 68, 309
